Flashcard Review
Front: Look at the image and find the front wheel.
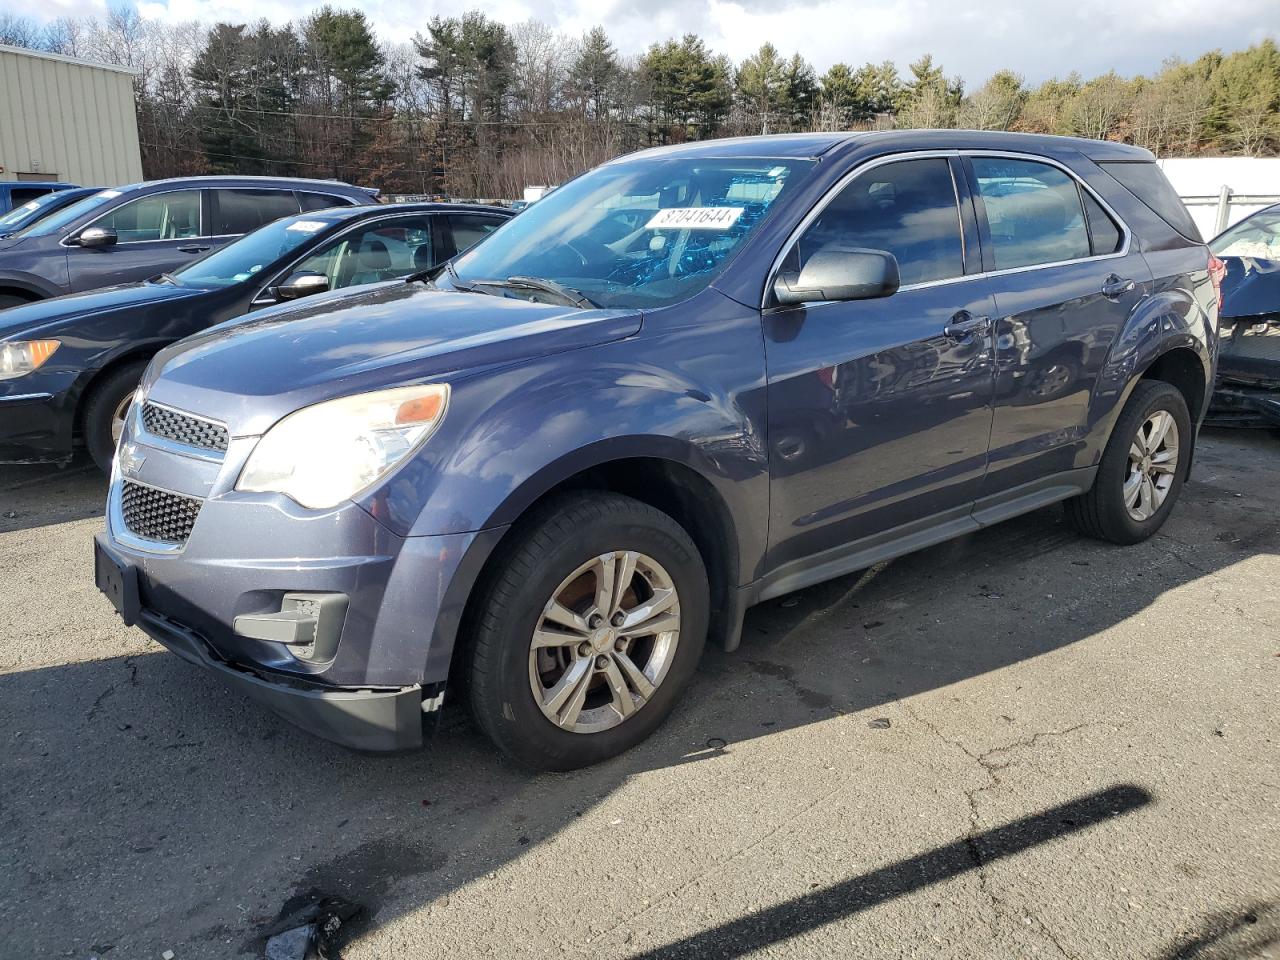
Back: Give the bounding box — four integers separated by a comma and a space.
467, 493, 708, 770
82, 360, 147, 473
1065, 379, 1191, 544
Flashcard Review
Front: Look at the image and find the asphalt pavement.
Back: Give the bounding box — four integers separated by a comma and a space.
1, 429, 1276, 959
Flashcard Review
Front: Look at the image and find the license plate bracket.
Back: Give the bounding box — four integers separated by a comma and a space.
95, 538, 140, 626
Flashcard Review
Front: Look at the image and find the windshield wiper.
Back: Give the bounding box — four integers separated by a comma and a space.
406, 259, 485, 294
496, 276, 598, 309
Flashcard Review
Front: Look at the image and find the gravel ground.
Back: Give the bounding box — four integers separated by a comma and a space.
0, 429, 1276, 960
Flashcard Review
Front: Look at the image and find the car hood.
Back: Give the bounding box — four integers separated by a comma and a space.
147, 281, 642, 436
0, 281, 205, 338
1220, 255, 1280, 320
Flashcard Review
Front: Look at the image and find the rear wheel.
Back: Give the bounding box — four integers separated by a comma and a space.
82, 360, 147, 473
0, 294, 30, 310
467, 493, 708, 770
1065, 379, 1191, 544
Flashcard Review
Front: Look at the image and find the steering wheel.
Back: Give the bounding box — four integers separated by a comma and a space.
564, 236, 612, 268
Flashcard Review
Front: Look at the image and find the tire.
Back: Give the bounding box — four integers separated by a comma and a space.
467, 492, 709, 770
82, 360, 148, 473
0, 294, 30, 311
1065, 380, 1191, 544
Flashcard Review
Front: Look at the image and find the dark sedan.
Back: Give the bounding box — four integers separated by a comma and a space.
0, 187, 101, 239
0, 202, 510, 467
1207, 204, 1280, 427
0, 175, 379, 309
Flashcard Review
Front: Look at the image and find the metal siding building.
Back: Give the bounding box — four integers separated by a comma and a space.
0, 44, 143, 187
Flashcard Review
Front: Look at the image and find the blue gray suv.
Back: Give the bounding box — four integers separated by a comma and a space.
0, 176, 377, 308
94, 132, 1219, 770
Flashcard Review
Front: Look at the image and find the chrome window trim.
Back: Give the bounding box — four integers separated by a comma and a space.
107, 474, 202, 555
137, 399, 228, 463
762, 148, 1134, 310
60, 187, 207, 249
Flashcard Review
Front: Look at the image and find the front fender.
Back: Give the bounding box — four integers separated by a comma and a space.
356, 298, 770, 583
0, 270, 62, 300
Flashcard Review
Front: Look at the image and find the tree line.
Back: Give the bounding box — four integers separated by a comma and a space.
2, 8, 1278, 198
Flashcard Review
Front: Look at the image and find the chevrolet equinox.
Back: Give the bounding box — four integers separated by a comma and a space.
93, 132, 1220, 770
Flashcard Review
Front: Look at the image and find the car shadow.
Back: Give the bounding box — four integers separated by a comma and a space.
1, 429, 1277, 957
0, 454, 103, 534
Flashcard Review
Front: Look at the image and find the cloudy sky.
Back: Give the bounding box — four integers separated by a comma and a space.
27, 0, 1280, 84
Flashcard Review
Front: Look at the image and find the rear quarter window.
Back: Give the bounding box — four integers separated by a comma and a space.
1100, 162, 1201, 243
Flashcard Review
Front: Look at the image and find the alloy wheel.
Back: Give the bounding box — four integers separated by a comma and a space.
1124, 409, 1179, 521
110, 391, 135, 445
528, 550, 681, 734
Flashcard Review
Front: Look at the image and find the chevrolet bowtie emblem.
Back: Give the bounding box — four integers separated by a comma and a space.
117, 442, 145, 478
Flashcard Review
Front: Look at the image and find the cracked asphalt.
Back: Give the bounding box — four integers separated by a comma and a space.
1, 429, 1277, 959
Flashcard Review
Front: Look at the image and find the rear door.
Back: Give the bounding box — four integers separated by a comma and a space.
763, 155, 999, 573
66, 189, 206, 292
444, 213, 508, 258
209, 188, 303, 245
965, 155, 1153, 496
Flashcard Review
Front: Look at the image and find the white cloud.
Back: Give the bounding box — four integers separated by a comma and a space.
26, 0, 1280, 84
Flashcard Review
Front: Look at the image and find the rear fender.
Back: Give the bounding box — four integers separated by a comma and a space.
1086, 274, 1213, 453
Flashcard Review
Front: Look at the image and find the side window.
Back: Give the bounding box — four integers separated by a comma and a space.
213, 189, 301, 235
292, 217, 435, 291
971, 158, 1092, 270
448, 214, 504, 256
95, 190, 202, 243
11, 188, 50, 206
785, 158, 964, 288
1082, 192, 1123, 256
299, 192, 352, 212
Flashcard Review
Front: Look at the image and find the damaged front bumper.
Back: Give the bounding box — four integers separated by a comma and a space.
1205, 380, 1280, 428
1207, 315, 1280, 428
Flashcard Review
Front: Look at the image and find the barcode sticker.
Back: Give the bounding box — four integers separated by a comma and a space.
645, 207, 744, 231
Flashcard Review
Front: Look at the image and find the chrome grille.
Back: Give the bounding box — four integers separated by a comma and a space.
141, 402, 228, 453
120, 480, 202, 544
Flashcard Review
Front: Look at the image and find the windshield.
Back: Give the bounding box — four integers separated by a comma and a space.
0, 193, 64, 231
170, 214, 335, 288
14, 189, 121, 238
1212, 208, 1280, 260
449, 157, 814, 309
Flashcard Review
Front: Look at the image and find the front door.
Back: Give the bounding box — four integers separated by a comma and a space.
764, 156, 998, 575
67, 189, 208, 292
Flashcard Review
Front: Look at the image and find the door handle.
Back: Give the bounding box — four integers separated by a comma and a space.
178, 245, 210, 254
1101, 274, 1136, 298
943, 311, 991, 339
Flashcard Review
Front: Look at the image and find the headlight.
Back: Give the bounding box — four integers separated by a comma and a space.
0, 340, 60, 380
237, 383, 449, 509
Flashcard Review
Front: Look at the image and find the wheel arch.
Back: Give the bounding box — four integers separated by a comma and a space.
438, 448, 745, 692
71, 345, 163, 439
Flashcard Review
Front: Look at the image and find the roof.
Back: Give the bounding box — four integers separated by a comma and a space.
618, 130, 1154, 164
0, 42, 140, 77
292, 201, 514, 221
104, 175, 379, 196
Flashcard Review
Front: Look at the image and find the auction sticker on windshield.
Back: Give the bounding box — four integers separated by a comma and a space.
646, 207, 744, 230
287, 220, 328, 233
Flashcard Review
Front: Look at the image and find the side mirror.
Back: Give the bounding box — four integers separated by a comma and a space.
75, 226, 118, 248
773, 247, 900, 306
276, 271, 330, 300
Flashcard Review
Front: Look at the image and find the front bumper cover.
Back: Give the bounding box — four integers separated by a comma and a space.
1206, 381, 1280, 428
98, 532, 429, 751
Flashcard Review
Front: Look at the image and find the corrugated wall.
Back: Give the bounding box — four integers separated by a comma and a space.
0, 44, 143, 188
